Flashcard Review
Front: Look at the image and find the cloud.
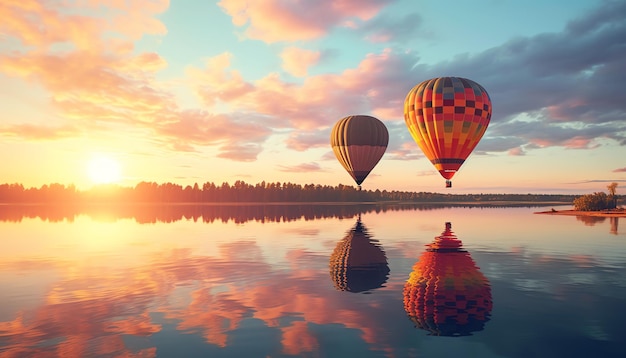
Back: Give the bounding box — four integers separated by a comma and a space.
280, 47, 321, 77
217, 142, 265, 162
613, 168, 626, 173
156, 110, 273, 161
0, 1, 272, 161
0, 124, 79, 140
285, 130, 329, 151
217, 0, 393, 43
385, 141, 423, 161
508, 147, 526, 156
0, 0, 168, 50
475, 134, 527, 153
186, 53, 255, 109
277, 162, 324, 173
189, 48, 413, 145
485, 120, 618, 151
3, 0, 625, 164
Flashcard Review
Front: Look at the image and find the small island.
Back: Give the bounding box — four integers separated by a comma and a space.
535, 183, 625, 217
535, 208, 626, 217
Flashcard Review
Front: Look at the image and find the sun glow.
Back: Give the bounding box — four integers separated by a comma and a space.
87, 155, 122, 185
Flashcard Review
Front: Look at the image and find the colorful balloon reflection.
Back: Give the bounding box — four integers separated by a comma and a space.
329, 217, 390, 293
403, 222, 492, 336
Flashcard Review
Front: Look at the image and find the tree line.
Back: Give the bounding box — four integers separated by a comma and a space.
0, 180, 583, 204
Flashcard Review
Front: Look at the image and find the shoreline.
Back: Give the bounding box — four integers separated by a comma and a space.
534, 208, 626, 217
1, 200, 573, 206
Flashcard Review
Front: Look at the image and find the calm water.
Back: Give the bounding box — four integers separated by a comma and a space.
1, 204, 625, 358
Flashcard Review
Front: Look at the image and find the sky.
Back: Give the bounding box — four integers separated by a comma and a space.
0, 0, 625, 194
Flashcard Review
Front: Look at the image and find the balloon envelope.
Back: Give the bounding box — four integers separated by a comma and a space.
330, 115, 389, 186
404, 77, 492, 182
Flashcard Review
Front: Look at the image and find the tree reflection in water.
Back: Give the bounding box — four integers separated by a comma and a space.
329, 216, 390, 293
403, 222, 492, 336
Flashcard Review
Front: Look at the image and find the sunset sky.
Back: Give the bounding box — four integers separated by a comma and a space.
1, 0, 624, 194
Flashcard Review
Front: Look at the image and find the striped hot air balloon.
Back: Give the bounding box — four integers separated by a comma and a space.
404, 77, 492, 188
330, 115, 389, 190
403, 223, 493, 336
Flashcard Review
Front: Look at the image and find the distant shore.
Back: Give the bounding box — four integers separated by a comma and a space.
534, 208, 626, 217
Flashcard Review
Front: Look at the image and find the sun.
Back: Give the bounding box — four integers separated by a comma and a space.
87, 155, 122, 184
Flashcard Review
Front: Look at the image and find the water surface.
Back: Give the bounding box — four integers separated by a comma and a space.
1, 204, 624, 357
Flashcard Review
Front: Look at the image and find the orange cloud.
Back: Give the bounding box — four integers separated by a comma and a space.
0, 124, 79, 140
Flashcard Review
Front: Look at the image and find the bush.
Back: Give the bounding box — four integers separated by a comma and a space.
573, 192, 613, 211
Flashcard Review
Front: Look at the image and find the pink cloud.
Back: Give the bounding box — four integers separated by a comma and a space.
190, 48, 410, 136
280, 47, 321, 77
528, 136, 599, 150
508, 147, 525, 156
613, 167, 626, 173
156, 110, 272, 161
284, 130, 328, 151
186, 53, 255, 108
218, 0, 392, 43
563, 136, 599, 149
385, 142, 423, 161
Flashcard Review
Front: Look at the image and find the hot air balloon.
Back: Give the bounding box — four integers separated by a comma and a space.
329, 218, 389, 293
330, 115, 389, 190
404, 77, 492, 188
403, 222, 492, 336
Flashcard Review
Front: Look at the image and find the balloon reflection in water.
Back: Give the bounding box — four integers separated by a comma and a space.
403, 222, 492, 336
329, 217, 390, 293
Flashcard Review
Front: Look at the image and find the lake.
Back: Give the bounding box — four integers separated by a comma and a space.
1, 204, 625, 358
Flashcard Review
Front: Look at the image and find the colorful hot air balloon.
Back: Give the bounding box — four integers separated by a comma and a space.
329, 218, 389, 293
330, 115, 389, 190
404, 77, 492, 188
403, 223, 492, 336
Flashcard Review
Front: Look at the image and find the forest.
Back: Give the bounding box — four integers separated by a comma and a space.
0, 181, 582, 204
